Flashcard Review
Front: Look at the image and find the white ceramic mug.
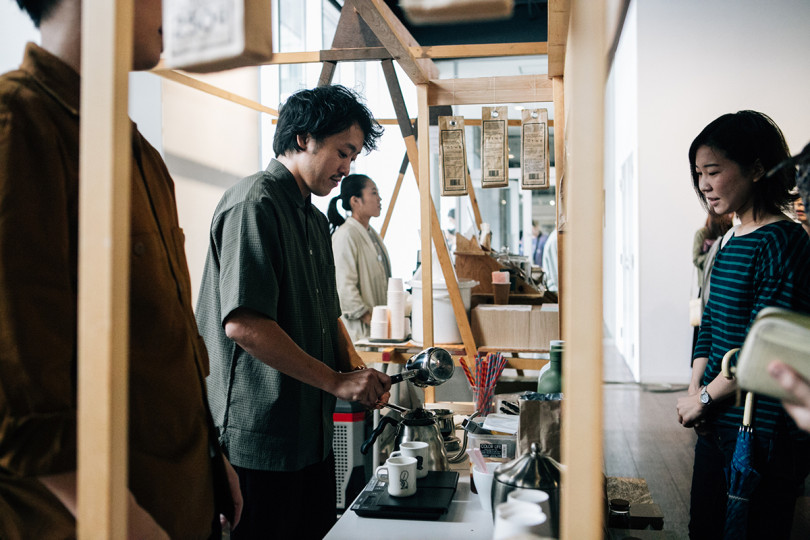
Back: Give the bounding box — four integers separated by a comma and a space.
389, 441, 430, 478
375, 456, 417, 497
493, 501, 547, 540
507, 489, 551, 536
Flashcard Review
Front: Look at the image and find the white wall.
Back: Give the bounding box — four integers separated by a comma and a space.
605, 1, 639, 379
607, 0, 810, 383
0, 4, 38, 73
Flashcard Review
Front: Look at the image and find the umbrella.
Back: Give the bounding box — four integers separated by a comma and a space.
720, 348, 761, 540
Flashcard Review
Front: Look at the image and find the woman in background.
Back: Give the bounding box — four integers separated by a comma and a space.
675, 111, 810, 539
328, 174, 391, 341
692, 211, 733, 284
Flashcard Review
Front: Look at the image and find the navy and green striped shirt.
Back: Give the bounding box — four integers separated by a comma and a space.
694, 220, 810, 437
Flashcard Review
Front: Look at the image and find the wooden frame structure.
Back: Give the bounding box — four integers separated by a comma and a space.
78, 0, 606, 537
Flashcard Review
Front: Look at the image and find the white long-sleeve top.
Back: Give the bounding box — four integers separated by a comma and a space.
331, 217, 391, 341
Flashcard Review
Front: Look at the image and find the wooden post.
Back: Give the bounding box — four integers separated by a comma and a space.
78, 0, 133, 537
465, 167, 484, 229
380, 152, 408, 239
552, 75, 565, 331
416, 84, 433, 353
560, 1, 605, 539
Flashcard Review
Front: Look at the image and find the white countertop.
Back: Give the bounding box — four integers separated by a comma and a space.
325, 473, 495, 540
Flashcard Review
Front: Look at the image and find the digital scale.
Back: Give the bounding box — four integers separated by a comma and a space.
351, 471, 459, 521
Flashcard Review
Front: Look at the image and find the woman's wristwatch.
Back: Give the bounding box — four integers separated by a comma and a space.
699, 386, 713, 406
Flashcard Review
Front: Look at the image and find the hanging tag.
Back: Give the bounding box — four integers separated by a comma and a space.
163, 0, 273, 73
439, 116, 469, 196
520, 108, 550, 190
481, 106, 509, 189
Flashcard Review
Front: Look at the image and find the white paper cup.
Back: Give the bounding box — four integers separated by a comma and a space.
493, 501, 547, 540
471, 462, 500, 513
375, 456, 417, 497
370, 321, 388, 340
371, 305, 389, 324
390, 441, 430, 478
388, 277, 404, 292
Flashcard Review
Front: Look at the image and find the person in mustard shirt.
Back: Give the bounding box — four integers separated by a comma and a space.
0, 0, 241, 537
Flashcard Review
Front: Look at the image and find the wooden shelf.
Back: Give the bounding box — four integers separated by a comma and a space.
354, 340, 550, 370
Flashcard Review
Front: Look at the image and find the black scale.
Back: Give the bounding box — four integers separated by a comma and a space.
351, 470, 459, 521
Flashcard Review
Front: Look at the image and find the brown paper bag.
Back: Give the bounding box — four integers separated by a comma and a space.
518, 398, 562, 462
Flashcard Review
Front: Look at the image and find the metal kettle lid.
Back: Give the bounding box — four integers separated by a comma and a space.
495, 442, 561, 490
402, 407, 437, 426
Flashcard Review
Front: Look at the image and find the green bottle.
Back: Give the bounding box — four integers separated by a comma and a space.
537, 340, 563, 394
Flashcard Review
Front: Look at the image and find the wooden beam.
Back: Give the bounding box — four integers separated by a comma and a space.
552, 75, 565, 334
382, 61, 479, 367
320, 47, 392, 62
416, 86, 434, 368
351, 0, 438, 84
154, 69, 279, 116
78, 0, 132, 537
428, 74, 554, 106
465, 167, 483, 228
380, 152, 408, 239
318, 61, 337, 87
548, 0, 571, 78
264, 51, 321, 64
411, 42, 548, 59
560, 0, 605, 538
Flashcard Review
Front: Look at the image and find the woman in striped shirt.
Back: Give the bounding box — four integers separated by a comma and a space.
676, 111, 810, 539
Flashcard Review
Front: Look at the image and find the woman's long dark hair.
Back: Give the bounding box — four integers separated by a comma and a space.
689, 110, 795, 220
327, 174, 372, 235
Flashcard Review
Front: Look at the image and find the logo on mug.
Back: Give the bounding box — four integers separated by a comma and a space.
416, 456, 423, 470
399, 470, 410, 490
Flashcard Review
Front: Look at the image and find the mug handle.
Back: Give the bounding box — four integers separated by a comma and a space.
389, 451, 402, 459
375, 465, 389, 483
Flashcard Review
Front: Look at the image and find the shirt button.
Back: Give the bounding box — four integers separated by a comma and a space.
133, 242, 145, 256
310, 249, 313, 255
322, 328, 326, 334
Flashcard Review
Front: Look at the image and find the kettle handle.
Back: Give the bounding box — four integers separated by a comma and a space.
360, 415, 399, 455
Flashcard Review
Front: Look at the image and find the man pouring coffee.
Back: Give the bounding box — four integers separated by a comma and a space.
196, 85, 392, 539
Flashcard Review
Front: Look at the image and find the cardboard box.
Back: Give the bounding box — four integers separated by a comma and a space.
471, 304, 559, 350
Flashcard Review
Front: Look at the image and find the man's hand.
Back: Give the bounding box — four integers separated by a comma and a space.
329, 368, 392, 409
221, 455, 243, 530
770, 360, 810, 433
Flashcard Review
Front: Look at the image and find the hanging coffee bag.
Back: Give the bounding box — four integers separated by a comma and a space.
439, 116, 469, 196
481, 106, 509, 188
520, 108, 550, 190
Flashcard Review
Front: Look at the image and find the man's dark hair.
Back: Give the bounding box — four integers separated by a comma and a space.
689, 110, 796, 220
15, 0, 59, 27
273, 85, 383, 158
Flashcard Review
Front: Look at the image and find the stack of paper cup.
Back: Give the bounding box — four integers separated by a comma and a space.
370, 305, 390, 340
387, 278, 405, 340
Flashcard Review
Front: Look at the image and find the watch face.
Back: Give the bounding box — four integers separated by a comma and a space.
700, 390, 709, 404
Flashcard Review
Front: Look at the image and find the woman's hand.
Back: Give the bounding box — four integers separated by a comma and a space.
676, 392, 705, 428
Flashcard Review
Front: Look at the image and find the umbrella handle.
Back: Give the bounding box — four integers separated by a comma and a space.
721, 348, 741, 379
742, 391, 754, 427
721, 348, 755, 427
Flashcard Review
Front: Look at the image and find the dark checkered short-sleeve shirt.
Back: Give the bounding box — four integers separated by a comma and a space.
196, 159, 341, 471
